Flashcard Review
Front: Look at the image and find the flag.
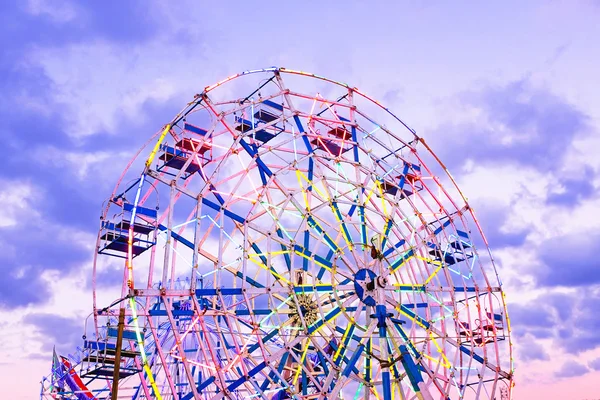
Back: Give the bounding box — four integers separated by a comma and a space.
50, 346, 65, 398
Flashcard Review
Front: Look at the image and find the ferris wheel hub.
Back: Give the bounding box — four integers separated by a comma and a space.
354, 268, 389, 307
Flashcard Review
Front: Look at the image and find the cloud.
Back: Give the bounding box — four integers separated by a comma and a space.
76, 1, 160, 43
28, 39, 197, 138
536, 231, 600, 287
90, 263, 124, 290
25, 0, 77, 23
555, 360, 589, 378
0, 224, 91, 309
0, 180, 39, 228
546, 166, 596, 207
0, 272, 50, 310
432, 78, 590, 174
33, 146, 133, 181
0, 179, 89, 309
558, 308, 600, 354
507, 288, 600, 358
543, 292, 574, 321
474, 202, 531, 249
0, 12, 191, 310
1, 1, 159, 64
518, 335, 550, 362
589, 358, 600, 371
23, 312, 84, 355
518, 290, 600, 355
509, 300, 555, 339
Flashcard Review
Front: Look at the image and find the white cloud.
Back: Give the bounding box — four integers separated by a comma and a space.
0, 180, 40, 228
28, 40, 190, 138
33, 145, 133, 181
569, 133, 600, 175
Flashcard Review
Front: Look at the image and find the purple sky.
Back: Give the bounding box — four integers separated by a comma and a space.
1, 1, 600, 399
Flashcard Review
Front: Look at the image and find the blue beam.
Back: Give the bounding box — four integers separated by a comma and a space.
262, 99, 283, 111
233, 309, 274, 316
181, 376, 215, 400
343, 344, 364, 377
250, 242, 268, 265
398, 344, 426, 395
249, 241, 288, 283
293, 115, 313, 153
397, 162, 410, 190
201, 197, 246, 224
307, 215, 339, 252
351, 126, 359, 162
293, 245, 334, 271
359, 205, 367, 246
276, 228, 292, 271
391, 249, 414, 272
230, 270, 265, 288
402, 303, 429, 309
293, 285, 334, 293
433, 218, 453, 236
335, 324, 356, 367
307, 307, 342, 335
227, 361, 267, 392
239, 138, 273, 180
386, 341, 401, 381
454, 287, 478, 292
460, 345, 485, 365
260, 351, 290, 392
184, 123, 207, 136
366, 339, 372, 383
399, 305, 431, 329
383, 239, 406, 258
195, 288, 243, 296
248, 329, 279, 354
208, 183, 225, 205
307, 158, 314, 191
312, 346, 331, 377
303, 229, 310, 271
375, 305, 392, 400
334, 326, 363, 343
381, 219, 393, 251
317, 249, 335, 280
148, 309, 195, 317
348, 203, 357, 218
123, 203, 157, 218
382, 370, 392, 400
332, 201, 353, 245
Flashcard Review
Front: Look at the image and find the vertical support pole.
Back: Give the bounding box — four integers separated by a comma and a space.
111, 307, 125, 400
162, 184, 175, 288
375, 305, 392, 400
190, 198, 202, 292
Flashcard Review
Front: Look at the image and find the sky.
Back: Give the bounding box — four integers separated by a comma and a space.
0, 1, 599, 398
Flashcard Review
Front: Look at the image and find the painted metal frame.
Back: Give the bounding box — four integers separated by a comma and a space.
41, 67, 514, 400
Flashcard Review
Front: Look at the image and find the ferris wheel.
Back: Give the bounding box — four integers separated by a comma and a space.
41, 67, 514, 400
